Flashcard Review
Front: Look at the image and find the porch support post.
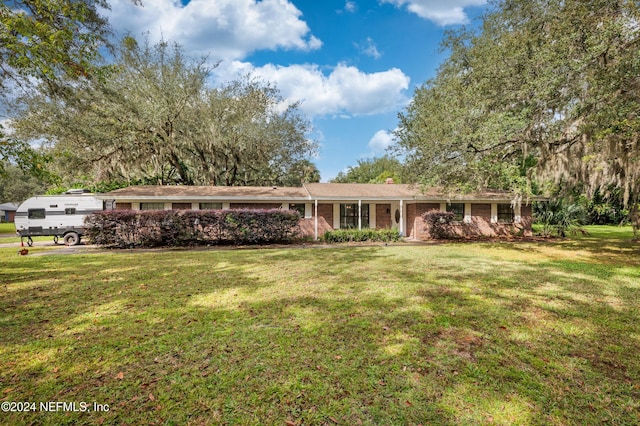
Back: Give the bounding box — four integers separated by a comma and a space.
358, 199, 362, 230
399, 199, 404, 236
314, 199, 318, 241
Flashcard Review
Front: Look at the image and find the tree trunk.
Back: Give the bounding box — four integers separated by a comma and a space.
631, 201, 639, 241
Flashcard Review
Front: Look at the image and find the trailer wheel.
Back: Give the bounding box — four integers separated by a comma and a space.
53, 236, 59, 245
27, 237, 33, 247
63, 232, 80, 246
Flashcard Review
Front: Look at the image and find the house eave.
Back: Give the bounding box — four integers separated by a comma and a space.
95, 195, 312, 202
309, 196, 414, 202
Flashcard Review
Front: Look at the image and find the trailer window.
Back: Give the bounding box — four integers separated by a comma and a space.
65, 208, 76, 215
28, 209, 46, 219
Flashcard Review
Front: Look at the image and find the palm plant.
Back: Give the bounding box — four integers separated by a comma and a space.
534, 199, 586, 237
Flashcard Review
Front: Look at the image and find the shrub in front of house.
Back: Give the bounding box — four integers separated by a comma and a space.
84, 209, 301, 248
421, 210, 457, 239
323, 228, 401, 243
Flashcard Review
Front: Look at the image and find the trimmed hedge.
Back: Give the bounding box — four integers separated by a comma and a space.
84, 209, 301, 248
323, 228, 401, 243
421, 211, 457, 239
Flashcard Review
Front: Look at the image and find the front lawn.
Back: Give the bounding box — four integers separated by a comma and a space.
1, 227, 639, 424
0, 222, 16, 234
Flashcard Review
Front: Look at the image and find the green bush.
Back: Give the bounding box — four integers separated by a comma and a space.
534, 199, 586, 237
84, 209, 301, 248
323, 228, 401, 243
421, 211, 457, 239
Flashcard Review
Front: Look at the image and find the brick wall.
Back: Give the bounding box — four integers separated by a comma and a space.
520, 204, 533, 233
376, 204, 391, 229
471, 203, 491, 220
407, 203, 440, 238
413, 203, 533, 239
298, 216, 333, 239
313, 204, 334, 228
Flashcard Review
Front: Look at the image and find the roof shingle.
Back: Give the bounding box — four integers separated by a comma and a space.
100, 183, 530, 202
103, 185, 309, 199
303, 183, 415, 198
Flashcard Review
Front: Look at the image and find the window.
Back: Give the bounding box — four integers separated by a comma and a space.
340, 203, 369, 229
446, 203, 465, 221
115, 203, 132, 210
65, 208, 76, 215
28, 209, 46, 219
172, 203, 192, 210
497, 204, 514, 223
140, 202, 165, 211
199, 202, 222, 210
289, 203, 305, 216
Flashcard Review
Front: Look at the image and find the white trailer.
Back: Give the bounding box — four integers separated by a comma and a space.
14, 193, 104, 246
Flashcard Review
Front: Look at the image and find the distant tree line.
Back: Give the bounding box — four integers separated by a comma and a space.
331, 156, 403, 184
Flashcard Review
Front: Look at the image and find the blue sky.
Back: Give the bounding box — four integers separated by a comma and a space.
103, 0, 489, 181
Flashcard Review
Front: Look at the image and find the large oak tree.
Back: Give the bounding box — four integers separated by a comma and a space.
0, 0, 133, 180
395, 0, 640, 231
12, 38, 318, 187
0, 0, 116, 92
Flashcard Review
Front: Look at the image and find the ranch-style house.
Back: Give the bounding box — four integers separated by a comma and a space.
98, 182, 539, 240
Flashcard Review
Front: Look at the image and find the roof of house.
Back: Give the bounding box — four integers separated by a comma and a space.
304, 183, 521, 201
414, 188, 526, 202
0, 202, 19, 211
101, 185, 309, 200
99, 183, 535, 202
303, 183, 415, 199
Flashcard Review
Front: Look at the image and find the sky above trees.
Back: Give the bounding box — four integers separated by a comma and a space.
99, 0, 489, 180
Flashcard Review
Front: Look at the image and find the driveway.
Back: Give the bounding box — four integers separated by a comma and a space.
0, 237, 98, 255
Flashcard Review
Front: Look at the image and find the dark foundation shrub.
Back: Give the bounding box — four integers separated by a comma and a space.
85, 209, 300, 248
421, 211, 457, 239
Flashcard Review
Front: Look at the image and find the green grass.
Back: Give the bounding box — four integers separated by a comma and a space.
0, 222, 16, 234
1, 226, 639, 425
0, 222, 63, 245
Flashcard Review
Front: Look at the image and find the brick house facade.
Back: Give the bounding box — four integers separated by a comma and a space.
100, 183, 540, 240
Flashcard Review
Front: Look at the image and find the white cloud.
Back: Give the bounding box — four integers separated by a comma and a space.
344, 1, 357, 13
380, 0, 487, 25
103, 1, 411, 122
0, 118, 14, 134
356, 37, 382, 59
368, 129, 394, 153
225, 62, 410, 117
106, 0, 321, 61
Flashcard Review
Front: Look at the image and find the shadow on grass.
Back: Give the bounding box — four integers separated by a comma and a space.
1, 244, 639, 425
496, 226, 640, 261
